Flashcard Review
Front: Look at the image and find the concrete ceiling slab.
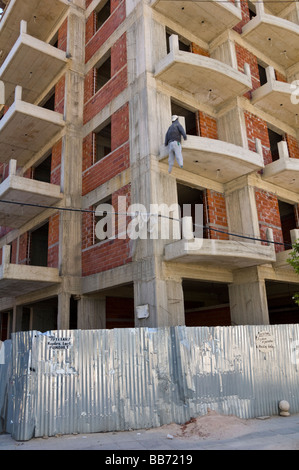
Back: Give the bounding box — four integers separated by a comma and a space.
252, 81, 299, 129
0, 32, 67, 106
242, 14, 299, 68
155, 49, 252, 108
0, 98, 65, 166
151, 0, 242, 43
0, 0, 69, 66
262, 157, 299, 192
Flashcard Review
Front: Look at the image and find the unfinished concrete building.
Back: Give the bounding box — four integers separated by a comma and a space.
0, 0, 299, 339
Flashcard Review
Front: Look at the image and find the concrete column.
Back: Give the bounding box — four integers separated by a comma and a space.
229, 279, 270, 325
134, 278, 184, 328
77, 296, 106, 329
226, 184, 260, 243
127, 8, 187, 327
57, 3, 85, 328
57, 292, 71, 330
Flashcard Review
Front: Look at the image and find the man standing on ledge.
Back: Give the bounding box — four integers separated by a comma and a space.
164, 115, 187, 174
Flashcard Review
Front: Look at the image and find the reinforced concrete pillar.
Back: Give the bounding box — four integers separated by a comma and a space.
134, 278, 185, 328
57, 292, 71, 330
229, 278, 269, 325
77, 296, 106, 329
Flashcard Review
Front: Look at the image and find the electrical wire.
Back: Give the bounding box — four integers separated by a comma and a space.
0, 197, 294, 249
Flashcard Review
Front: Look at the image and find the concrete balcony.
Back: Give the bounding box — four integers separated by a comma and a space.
262, 141, 299, 192
273, 229, 299, 270
150, 0, 242, 43
0, 21, 68, 107
242, 2, 299, 68
159, 134, 264, 182
0, 86, 65, 167
0, 244, 61, 297
154, 35, 252, 108
0, 159, 63, 228
164, 218, 276, 268
251, 67, 299, 128
0, 0, 69, 66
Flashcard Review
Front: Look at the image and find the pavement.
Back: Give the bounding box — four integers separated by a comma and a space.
1, 413, 299, 453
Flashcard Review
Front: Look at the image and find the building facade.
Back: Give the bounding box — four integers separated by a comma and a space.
0, 0, 299, 339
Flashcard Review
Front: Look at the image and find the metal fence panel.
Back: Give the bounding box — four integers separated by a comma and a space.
0, 339, 12, 434
1, 324, 299, 440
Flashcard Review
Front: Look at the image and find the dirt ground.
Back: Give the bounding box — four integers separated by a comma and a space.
151, 408, 256, 441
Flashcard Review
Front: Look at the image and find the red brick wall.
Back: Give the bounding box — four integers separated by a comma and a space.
85, 0, 126, 63
244, 110, 272, 165
204, 190, 229, 240
286, 135, 299, 159
82, 103, 130, 194
191, 43, 209, 57
48, 213, 60, 268
198, 111, 218, 139
84, 63, 127, 124
235, 43, 260, 98
233, 0, 250, 34
82, 142, 130, 195
255, 189, 284, 252
82, 184, 132, 276
275, 71, 287, 83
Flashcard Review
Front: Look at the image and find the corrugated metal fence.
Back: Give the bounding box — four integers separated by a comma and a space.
1, 324, 299, 441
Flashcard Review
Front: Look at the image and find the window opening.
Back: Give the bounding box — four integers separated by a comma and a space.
94, 122, 111, 163
95, 54, 111, 92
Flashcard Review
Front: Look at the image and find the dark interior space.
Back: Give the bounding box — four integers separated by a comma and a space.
42, 92, 55, 111
29, 222, 49, 267
70, 296, 78, 330
258, 64, 267, 86
101, 284, 135, 329
166, 30, 191, 54
278, 200, 297, 248
268, 128, 284, 162
183, 279, 231, 326
171, 101, 198, 135
96, 54, 111, 92
95, 122, 111, 162
266, 281, 299, 324
0, 311, 10, 341
33, 154, 52, 183
96, 0, 111, 30
177, 183, 206, 238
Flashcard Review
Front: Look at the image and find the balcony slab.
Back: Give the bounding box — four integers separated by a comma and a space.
0, 22, 68, 106
164, 238, 276, 268
0, 0, 69, 66
262, 140, 299, 192
0, 160, 63, 228
251, 67, 299, 128
150, 0, 242, 43
0, 245, 61, 297
0, 87, 65, 166
242, 3, 299, 68
155, 35, 252, 108
159, 135, 264, 182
